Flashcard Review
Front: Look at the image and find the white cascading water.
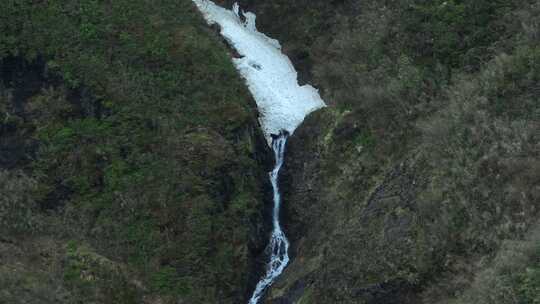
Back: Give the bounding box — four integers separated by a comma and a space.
248, 133, 289, 304
191, 1, 326, 302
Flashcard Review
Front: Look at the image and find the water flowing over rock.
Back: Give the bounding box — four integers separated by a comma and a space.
249, 133, 290, 304
192, 1, 327, 302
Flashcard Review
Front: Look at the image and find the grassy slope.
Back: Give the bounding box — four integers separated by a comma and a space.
230, 0, 540, 303
0, 1, 269, 303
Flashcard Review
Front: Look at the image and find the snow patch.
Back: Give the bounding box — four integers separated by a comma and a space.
192, 0, 326, 145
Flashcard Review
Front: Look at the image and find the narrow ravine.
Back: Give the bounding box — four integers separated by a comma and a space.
191, 1, 326, 302
249, 132, 289, 304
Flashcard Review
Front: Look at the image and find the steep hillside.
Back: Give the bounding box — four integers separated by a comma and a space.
1, 1, 539, 303
0, 1, 272, 303
224, 0, 540, 303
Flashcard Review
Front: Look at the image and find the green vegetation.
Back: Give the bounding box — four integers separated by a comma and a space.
0, 170, 39, 232
519, 263, 540, 304
2, 0, 539, 303
448, 226, 540, 304
1, 0, 267, 303
63, 241, 140, 304
241, 0, 540, 303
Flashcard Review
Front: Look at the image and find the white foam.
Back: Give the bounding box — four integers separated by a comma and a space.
192, 0, 326, 145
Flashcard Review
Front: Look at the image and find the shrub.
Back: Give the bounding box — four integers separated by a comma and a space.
448, 225, 540, 304
0, 170, 39, 233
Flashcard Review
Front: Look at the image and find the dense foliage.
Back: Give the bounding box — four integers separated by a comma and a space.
1, 1, 268, 303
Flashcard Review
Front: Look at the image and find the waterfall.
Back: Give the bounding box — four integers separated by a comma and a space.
191, 1, 326, 302
248, 133, 290, 304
